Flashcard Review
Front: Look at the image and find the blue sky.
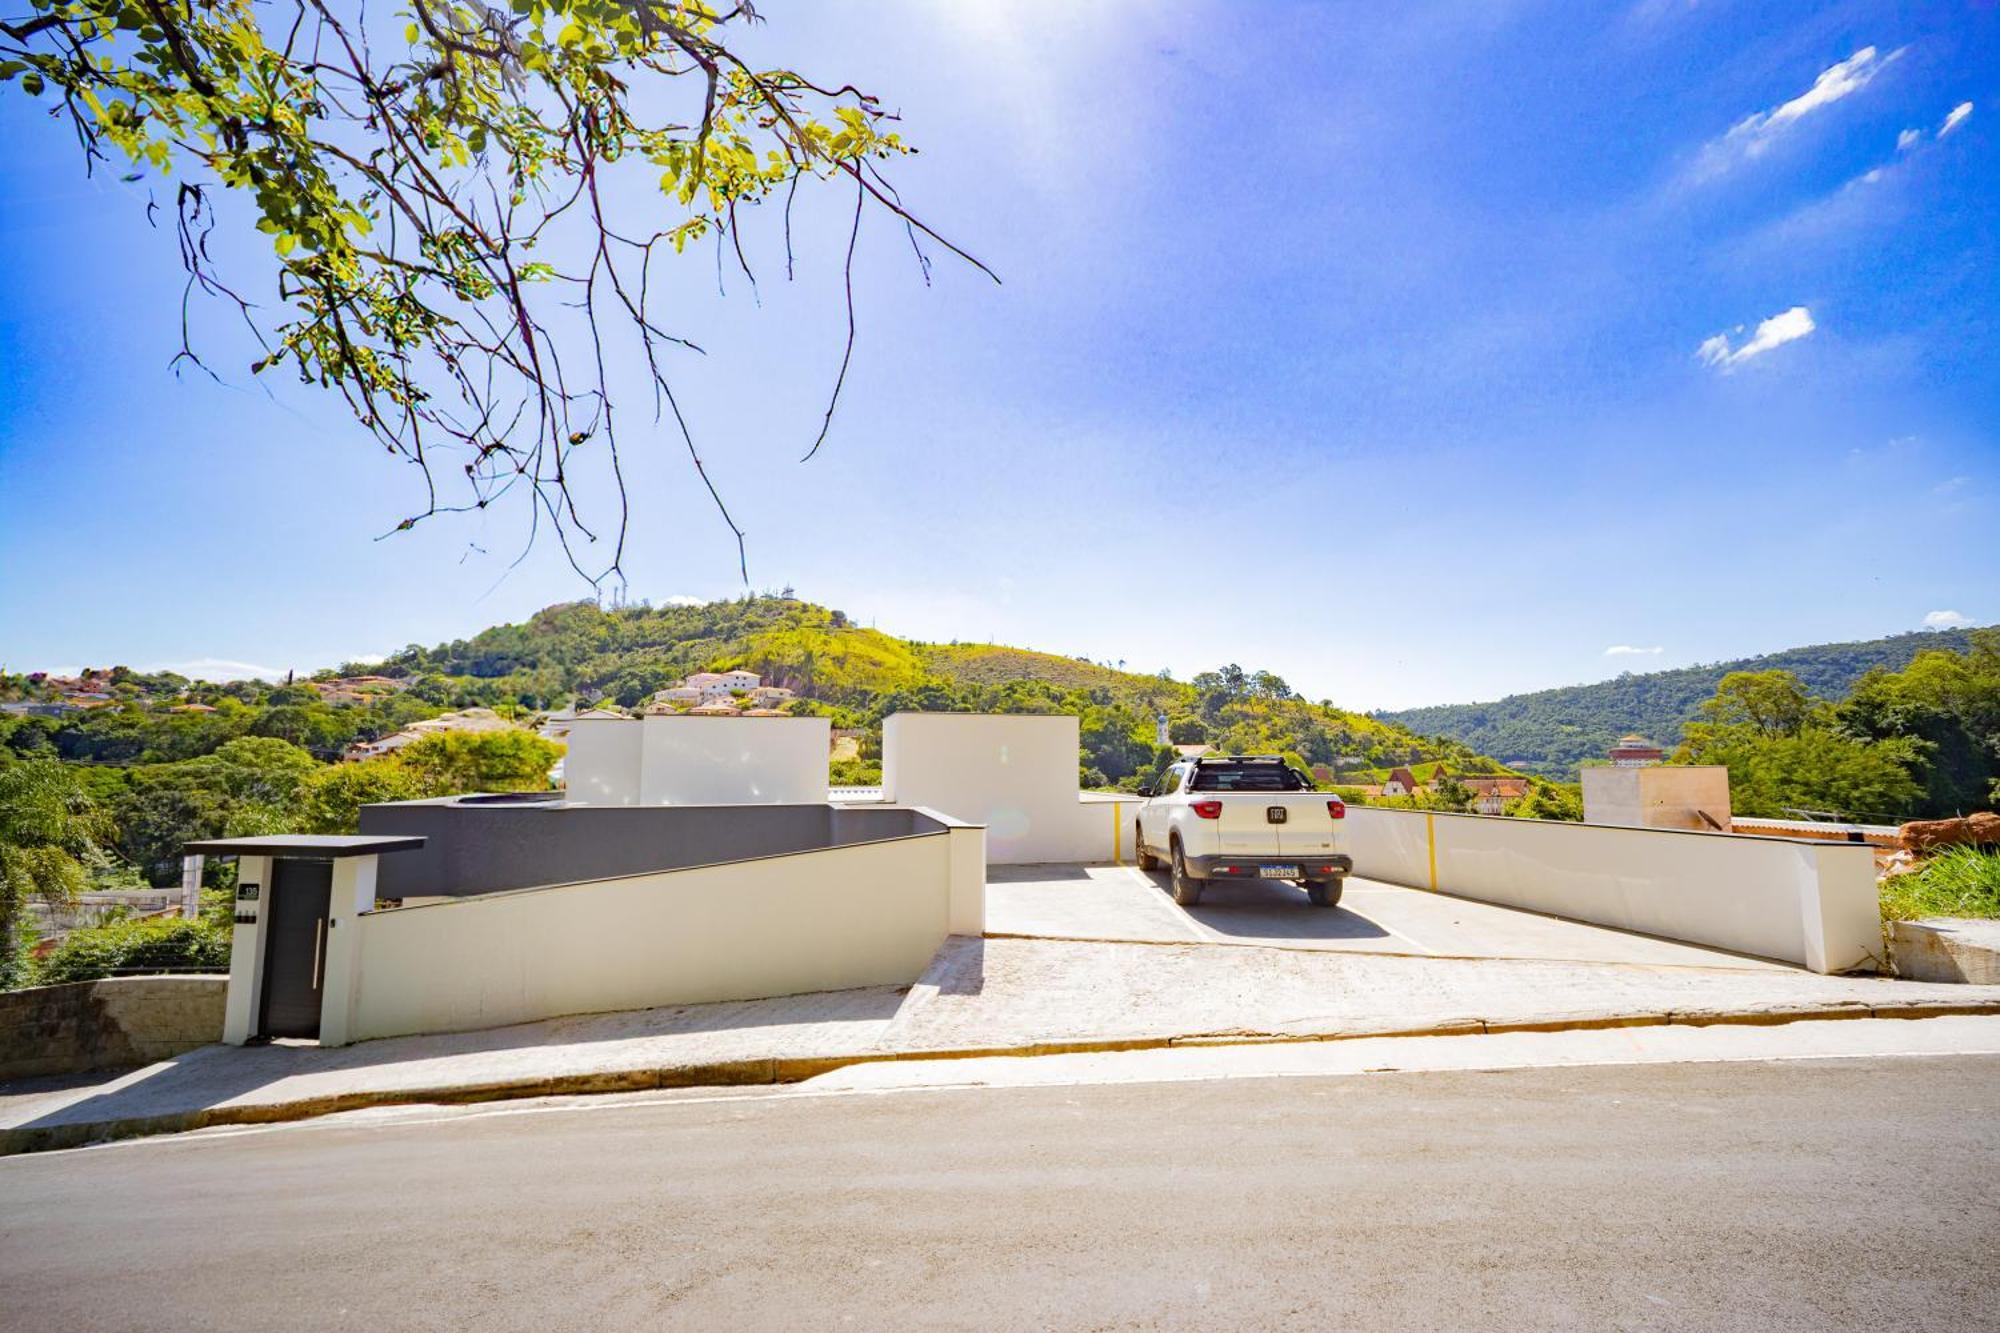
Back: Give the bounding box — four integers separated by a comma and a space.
1, 0, 1994, 710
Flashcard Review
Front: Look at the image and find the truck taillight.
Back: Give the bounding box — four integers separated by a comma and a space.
1192, 800, 1223, 820
1327, 800, 1346, 820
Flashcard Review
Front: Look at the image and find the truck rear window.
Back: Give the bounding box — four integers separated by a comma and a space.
1190, 763, 1312, 792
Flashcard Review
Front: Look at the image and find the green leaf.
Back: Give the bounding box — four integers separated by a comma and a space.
20, 72, 45, 96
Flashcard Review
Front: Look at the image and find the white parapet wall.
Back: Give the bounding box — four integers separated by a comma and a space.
881, 712, 1139, 864
563, 715, 830, 806
329, 817, 982, 1044
1340, 805, 1882, 974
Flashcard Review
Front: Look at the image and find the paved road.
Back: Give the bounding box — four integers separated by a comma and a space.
3, 1054, 1997, 1330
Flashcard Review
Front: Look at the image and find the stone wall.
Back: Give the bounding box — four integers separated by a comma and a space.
0, 977, 226, 1080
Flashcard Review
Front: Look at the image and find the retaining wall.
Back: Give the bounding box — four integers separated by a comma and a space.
332, 817, 984, 1044
0, 976, 225, 1080
1891, 919, 2000, 984
1342, 806, 1882, 973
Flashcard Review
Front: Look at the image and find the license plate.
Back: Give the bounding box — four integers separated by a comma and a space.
1260, 865, 1299, 879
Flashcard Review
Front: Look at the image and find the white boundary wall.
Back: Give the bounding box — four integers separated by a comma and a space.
563, 716, 829, 806
1341, 806, 1882, 974
327, 819, 982, 1044
881, 713, 1138, 864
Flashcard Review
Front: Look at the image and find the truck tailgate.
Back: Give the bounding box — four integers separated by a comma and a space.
1214, 794, 1339, 857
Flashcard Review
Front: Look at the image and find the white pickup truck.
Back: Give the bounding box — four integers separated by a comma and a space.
1134, 755, 1351, 908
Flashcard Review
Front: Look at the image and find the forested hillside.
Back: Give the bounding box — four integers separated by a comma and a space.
382, 596, 1504, 784
1, 595, 1511, 897
1380, 627, 1988, 777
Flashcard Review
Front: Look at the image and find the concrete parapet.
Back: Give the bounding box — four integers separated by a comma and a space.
1891, 919, 2000, 985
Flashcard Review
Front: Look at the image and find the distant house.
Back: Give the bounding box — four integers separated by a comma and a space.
343, 707, 517, 761
678, 670, 762, 702
688, 699, 741, 716
1382, 767, 1419, 797
1459, 776, 1531, 815
0, 701, 78, 718
540, 706, 624, 739
1609, 735, 1665, 767
1173, 743, 1212, 760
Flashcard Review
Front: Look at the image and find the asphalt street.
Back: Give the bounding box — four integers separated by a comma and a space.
3, 1052, 1997, 1330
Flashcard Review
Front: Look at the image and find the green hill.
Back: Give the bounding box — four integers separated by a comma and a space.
379, 595, 1507, 784
1378, 626, 1990, 778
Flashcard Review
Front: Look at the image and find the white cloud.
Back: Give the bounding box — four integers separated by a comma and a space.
1604, 645, 1665, 657
1696, 47, 1902, 176
1922, 610, 1972, 630
662, 595, 704, 607
1938, 101, 1973, 139
154, 657, 288, 682
1696, 306, 1816, 370
1897, 127, 1921, 151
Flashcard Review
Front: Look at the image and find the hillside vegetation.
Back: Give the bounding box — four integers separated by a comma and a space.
1380, 627, 1988, 777
384, 596, 1506, 785
0, 596, 1513, 899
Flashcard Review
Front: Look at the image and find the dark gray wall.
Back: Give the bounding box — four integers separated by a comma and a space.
357, 801, 932, 899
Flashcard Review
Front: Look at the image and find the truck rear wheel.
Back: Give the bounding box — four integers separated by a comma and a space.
1170, 839, 1204, 906
1306, 877, 1344, 908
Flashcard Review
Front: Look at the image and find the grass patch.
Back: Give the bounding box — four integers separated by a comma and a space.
1881, 845, 2000, 921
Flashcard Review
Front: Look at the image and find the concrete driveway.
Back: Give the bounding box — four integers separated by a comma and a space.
985, 864, 1792, 971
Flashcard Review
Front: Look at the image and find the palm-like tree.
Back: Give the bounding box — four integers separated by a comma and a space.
0, 761, 105, 988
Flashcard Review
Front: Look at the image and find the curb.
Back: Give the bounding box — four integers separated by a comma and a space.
7, 999, 2000, 1157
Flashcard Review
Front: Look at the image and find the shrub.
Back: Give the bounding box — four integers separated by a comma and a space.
34, 917, 231, 985
828, 758, 882, 787
1880, 846, 2000, 922
1506, 780, 1584, 822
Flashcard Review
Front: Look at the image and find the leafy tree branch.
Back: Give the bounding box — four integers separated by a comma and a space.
1, 0, 990, 584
